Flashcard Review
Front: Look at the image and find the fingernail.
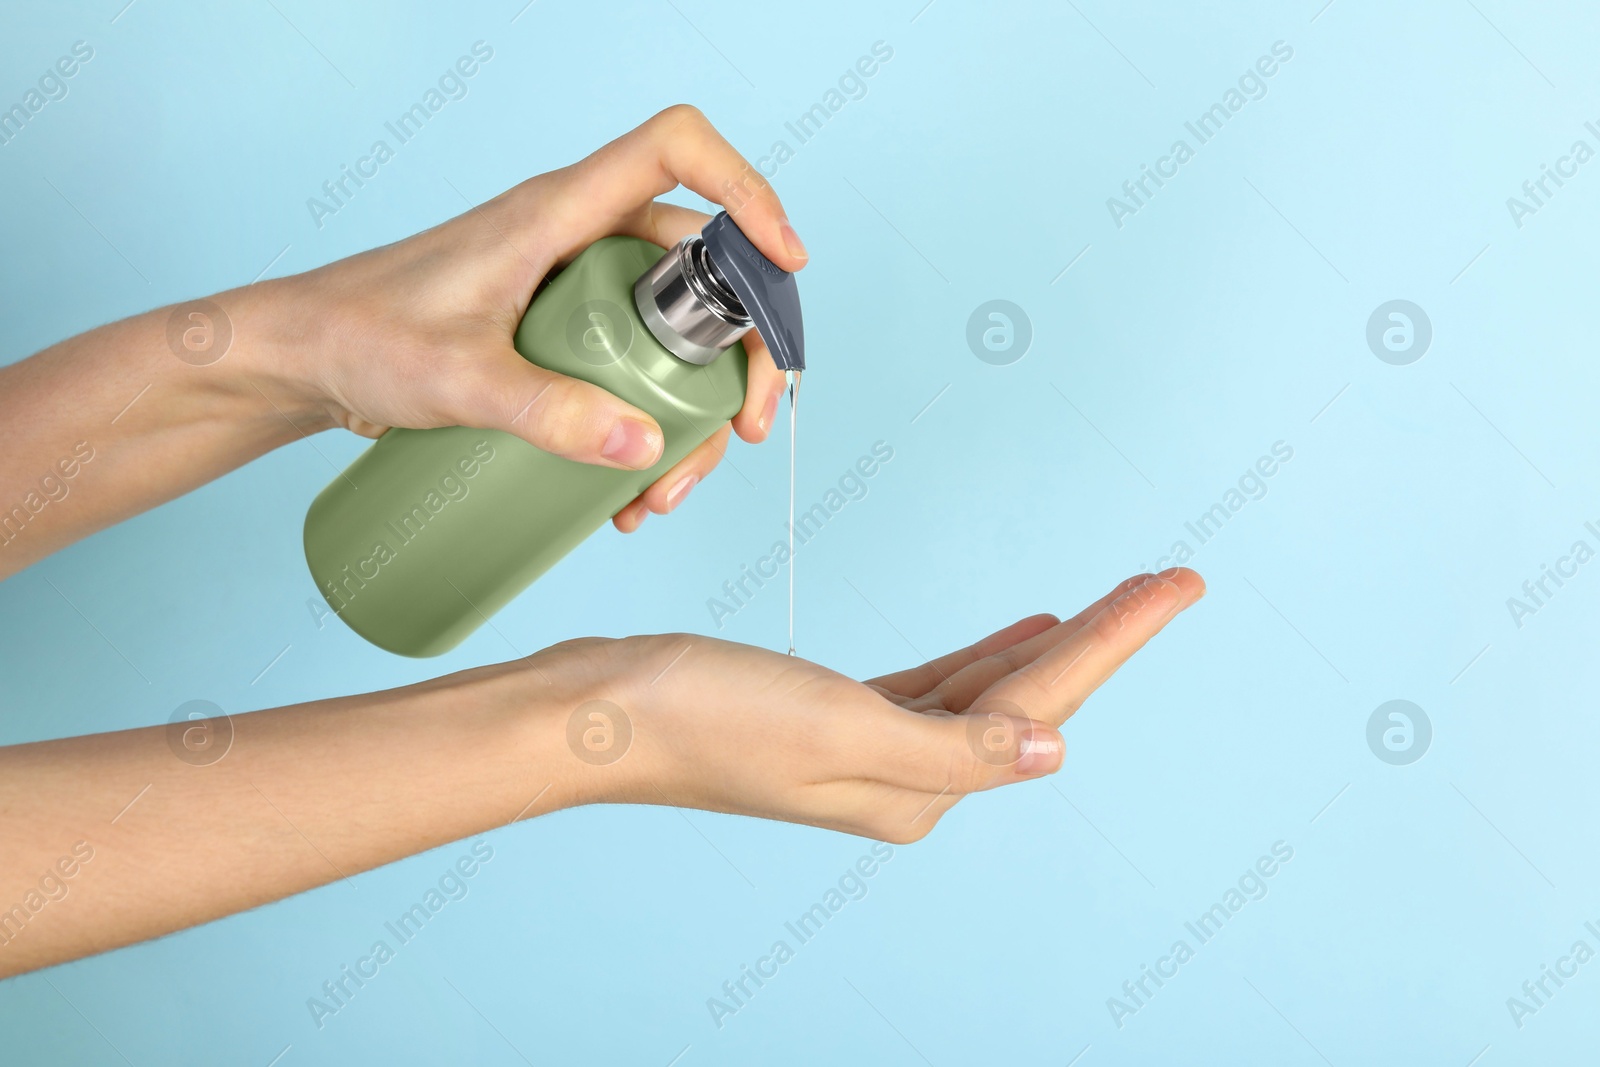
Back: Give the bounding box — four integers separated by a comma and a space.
757, 390, 780, 433
664, 474, 698, 512
1015, 728, 1063, 775
602, 420, 663, 469
779, 219, 808, 261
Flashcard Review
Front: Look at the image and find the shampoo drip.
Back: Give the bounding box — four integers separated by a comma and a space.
786, 368, 800, 657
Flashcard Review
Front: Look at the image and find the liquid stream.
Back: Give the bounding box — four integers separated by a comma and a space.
786, 369, 800, 657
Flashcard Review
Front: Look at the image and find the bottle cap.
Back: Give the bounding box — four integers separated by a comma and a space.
633, 211, 805, 371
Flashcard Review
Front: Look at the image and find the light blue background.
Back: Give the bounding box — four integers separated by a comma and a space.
2, 0, 1597, 1063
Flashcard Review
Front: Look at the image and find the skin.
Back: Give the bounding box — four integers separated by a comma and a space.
0, 106, 1204, 979
0, 105, 793, 573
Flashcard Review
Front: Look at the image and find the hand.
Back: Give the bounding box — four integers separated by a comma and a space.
538, 569, 1204, 841
248, 104, 807, 532
0, 569, 1199, 976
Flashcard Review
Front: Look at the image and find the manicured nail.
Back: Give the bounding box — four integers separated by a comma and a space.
1015, 728, 1063, 775
602, 420, 663, 469
757, 390, 780, 433
779, 219, 808, 261
665, 474, 698, 512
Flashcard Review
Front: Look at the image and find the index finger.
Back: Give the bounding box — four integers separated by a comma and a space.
541, 105, 808, 272
969, 568, 1205, 728
863, 571, 1165, 700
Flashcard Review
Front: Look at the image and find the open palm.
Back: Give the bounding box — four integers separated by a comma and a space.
543, 568, 1205, 842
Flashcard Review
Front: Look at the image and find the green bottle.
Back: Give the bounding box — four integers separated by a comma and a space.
303, 212, 805, 657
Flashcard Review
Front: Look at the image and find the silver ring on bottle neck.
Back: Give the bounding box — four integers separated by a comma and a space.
633, 235, 753, 365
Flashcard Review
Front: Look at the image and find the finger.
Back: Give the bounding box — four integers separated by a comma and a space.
864, 614, 1062, 699
899, 572, 1171, 713
734, 330, 788, 443
860, 705, 1066, 799
614, 497, 649, 533
449, 352, 664, 470
876, 574, 1170, 703
611, 425, 732, 532
1056, 572, 1162, 633
970, 568, 1205, 728
606, 200, 789, 444
614, 199, 709, 251
539, 105, 808, 272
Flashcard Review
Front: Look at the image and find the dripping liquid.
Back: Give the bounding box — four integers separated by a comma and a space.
786, 369, 800, 657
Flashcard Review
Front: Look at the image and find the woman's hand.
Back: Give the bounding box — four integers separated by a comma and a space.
0, 106, 799, 574
539, 569, 1204, 841
253, 104, 805, 532
0, 569, 1199, 977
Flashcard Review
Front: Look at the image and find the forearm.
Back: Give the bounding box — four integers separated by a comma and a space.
0, 281, 328, 577
0, 657, 577, 978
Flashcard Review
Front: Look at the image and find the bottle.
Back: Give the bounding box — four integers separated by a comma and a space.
302, 211, 805, 657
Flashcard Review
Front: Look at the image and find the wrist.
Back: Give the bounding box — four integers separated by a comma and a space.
500, 638, 662, 810
210, 276, 340, 436
449, 649, 624, 818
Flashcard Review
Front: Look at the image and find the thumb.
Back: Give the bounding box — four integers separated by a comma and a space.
962, 706, 1064, 789
452, 352, 665, 470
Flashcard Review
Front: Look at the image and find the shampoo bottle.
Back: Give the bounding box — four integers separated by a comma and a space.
303, 212, 805, 657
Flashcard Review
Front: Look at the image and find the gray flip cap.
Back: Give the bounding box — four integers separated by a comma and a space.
701, 211, 805, 372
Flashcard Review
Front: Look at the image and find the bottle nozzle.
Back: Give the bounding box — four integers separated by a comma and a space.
633, 211, 805, 371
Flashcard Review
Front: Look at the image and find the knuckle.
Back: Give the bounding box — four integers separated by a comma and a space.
1057, 691, 1086, 720
653, 103, 708, 135
544, 635, 611, 654
1090, 601, 1130, 642
1116, 574, 1152, 596
527, 377, 602, 454
1011, 662, 1060, 705
994, 645, 1030, 674
945, 742, 990, 796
